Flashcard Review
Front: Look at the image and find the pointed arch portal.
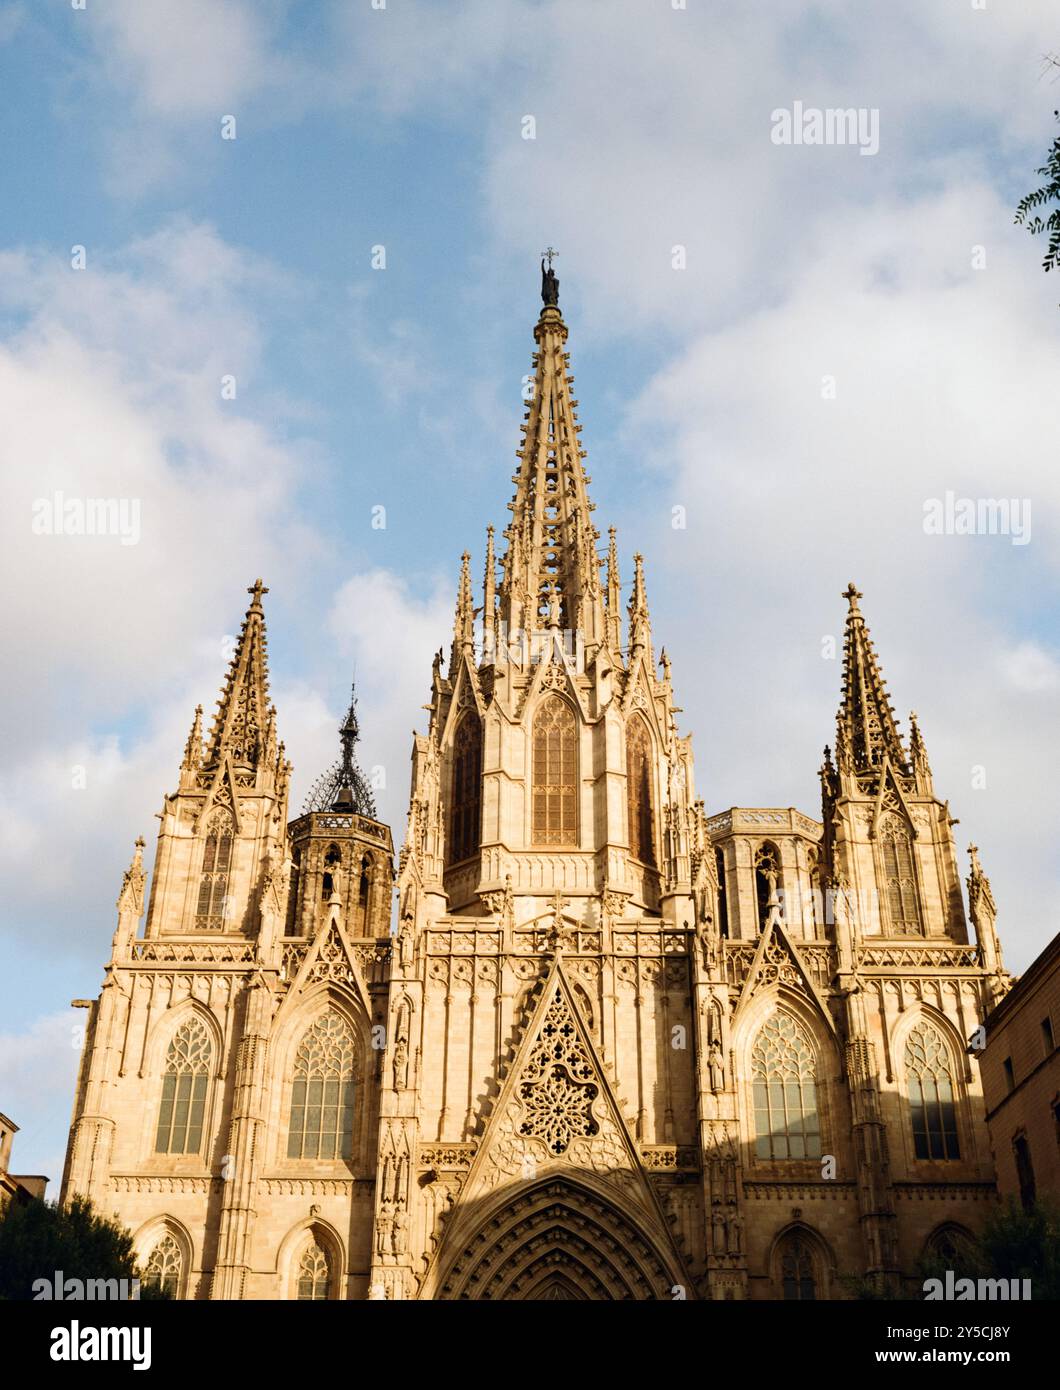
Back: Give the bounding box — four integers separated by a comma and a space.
434, 1179, 680, 1300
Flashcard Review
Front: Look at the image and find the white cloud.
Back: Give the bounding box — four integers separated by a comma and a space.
0, 1010, 82, 1191
325, 568, 456, 831
1001, 641, 1060, 693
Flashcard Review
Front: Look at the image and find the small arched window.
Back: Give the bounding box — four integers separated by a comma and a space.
625, 716, 655, 866
754, 842, 781, 932
285, 847, 301, 937
807, 848, 822, 933
532, 696, 578, 846
778, 1231, 817, 1301
196, 810, 233, 929
297, 1238, 332, 1300
1013, 1134, 1036, 1211
905, 1022, 960, 1160
356, 855, 371, 931
880, 815, 921, 934
715, 847, 729, 939
143, 1233, 183, 1298
752, 1013, 821, 1160
288, 1013, 356, 1161
449, 714, 482, 865
155, 1017, 212, 1154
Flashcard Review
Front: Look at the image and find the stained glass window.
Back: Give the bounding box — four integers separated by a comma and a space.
195, 810, 233, 929
752, 1014, 821, 1160
297, 1240, 331, 1300
144, 1233, 182, 1298
779, 1232, 817, 1300
450, 715, 482, 864
288, 1013, 356, 1160
155, 1017, 211, 1154
625, 716, 655, 866
881, 816, 921, 933
532, 696, 577, 846
906, 1022, 960, 1160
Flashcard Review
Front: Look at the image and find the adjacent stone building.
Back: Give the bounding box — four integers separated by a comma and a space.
0, 1114, 48, 1208
62, 273, 1016, 1299
979, 928, 1059, 1211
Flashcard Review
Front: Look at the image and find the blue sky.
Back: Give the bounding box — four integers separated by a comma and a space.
1, 0, 1058, 1184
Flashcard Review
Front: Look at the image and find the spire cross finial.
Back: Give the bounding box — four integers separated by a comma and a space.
843, 581, 863, 609
542, 246, 558, 268
248, 578, 269, 607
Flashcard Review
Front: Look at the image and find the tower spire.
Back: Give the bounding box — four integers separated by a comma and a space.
205, 579, 274, 770
453, 550, 475, 660
181, 704, 203, 772
303, 681, 377, 817
497, 267, 604, 647
606, 526, 622, 653
483, 524, 497, 655
836, 582, 908, 777
627, 552, 655, 670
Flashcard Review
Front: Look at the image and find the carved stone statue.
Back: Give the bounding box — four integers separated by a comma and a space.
393, 1035, 409, 1090
541, 258, 559, 307
712, 1209, 726, 1254
727, 1212, 743, 1255
375, 1207, 392, 1257
391, 1203, 408, 1255
708, 1041, 725, 1093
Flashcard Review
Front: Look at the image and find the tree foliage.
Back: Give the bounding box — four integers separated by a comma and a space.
1015, 108, 1060, 279
0, 1194, 170, 1301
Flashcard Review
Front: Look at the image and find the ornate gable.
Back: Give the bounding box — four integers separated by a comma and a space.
459, 962, 659, 1212
734, 916, 837, 1037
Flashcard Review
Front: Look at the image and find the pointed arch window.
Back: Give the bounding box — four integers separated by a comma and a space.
752, 1013, 821, 1160
715, 847, 729, 938
880, 815, 921, 934
143, 1233, 183, 1298
357, 854, 371, 932
195, 810, 233, 929
778, 1231, 817, 1301
755, 842, 781, 932
1013, 1134, 1036, 1211
285, 847, 302, 937
625, 715, 655, 866
287, 1013, 356, 1161
297, 1238, 332, 1300
905, 1022, 960, 1160
532, 695, 577, 846
807, 848, 823, 934
449, 714, 482, 865
155, 1017, 211, 1154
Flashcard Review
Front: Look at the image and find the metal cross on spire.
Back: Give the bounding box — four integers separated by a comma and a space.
541, 246, 558, 268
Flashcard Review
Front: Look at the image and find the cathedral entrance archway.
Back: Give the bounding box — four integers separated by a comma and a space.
434, 1177, 681, 1301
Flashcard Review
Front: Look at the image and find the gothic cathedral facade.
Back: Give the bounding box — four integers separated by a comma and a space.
61, 280, 1011, 1301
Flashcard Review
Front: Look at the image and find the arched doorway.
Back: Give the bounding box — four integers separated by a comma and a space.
435, 1177, 681, 1301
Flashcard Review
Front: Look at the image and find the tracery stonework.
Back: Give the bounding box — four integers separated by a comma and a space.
62, 279, 1010, 1300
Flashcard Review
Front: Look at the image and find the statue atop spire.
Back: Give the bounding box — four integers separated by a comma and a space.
303, 682, 377, 817
540, 247, 559, 307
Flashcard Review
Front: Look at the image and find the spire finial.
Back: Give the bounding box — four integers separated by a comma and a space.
303, 679, 377, 817
181, 704, 204, 771
248, 578, 269, 609
843, 581, 862, 610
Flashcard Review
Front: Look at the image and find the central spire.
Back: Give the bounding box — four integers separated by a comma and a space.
495, 271, 606, 648
836, 582, 909, 777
